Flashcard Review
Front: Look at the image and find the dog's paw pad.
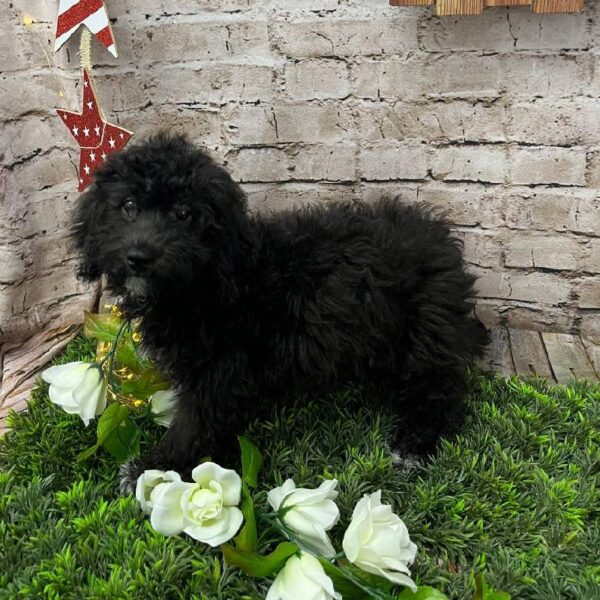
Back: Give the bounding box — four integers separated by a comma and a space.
391, 449, 423, 473
119, 459, 142, 496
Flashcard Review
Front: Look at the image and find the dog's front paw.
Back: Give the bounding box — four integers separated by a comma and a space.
390, 449, 424, 473
119, 458, 145, 496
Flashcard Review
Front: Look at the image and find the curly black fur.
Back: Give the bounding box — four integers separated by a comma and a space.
72, 133, 487, 484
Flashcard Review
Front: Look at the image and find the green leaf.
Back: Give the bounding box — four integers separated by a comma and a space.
77, 404, 139, 463
320, 560, 393, 600
76, 443, 100, 462
221, 542, 297, 578
83, 311, 122, 342
472, 574, 511, 600
238, 436, 262, 488
234, 485, 258, 552
101, 418, 140, 463
398, 586, 449, 600
96, 403, 130, 445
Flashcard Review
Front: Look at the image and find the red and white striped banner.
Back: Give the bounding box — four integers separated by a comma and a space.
54, 0, 118, 57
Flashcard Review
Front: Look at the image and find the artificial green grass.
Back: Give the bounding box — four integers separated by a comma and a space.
1, 336, 599, 599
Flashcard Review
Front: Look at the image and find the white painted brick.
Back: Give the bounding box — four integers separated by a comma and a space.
475, 269, 571, 305
421, 10, 588, 52
507, 99, 600, 146
581, 315, 600, 339
113, 0, 261, 17
358, 183, 419, 205
119, 106, 223, 145
504, 189, 600, 237
272, 17, 418, 58
431, 146, 507, 184
415, 184, 506, 229
147, 64, 276, 105
509, 147, 586, 186
227, 144, 356, 183
284, 60, 349, 100
353, 54, 503, 100
358, 142, 428, 181
501, 54, 592, 98
584, 241, 600, 274
225, 104, 350, 145
355, 101, 505, 143
458, 230, 502, 269
588, 152, 600, 188
124, 20, 271, 65
245, 183, 356, 213
504, 234, 581, 271
577, 279, 600, 309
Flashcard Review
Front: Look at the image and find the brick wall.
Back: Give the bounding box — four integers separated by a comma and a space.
2, 0, 599, 355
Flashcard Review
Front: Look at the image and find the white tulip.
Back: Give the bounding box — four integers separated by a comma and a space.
268, 479, 339, 558
342, 490, 417, 591
149, 389, 178, 427
150, 462, 243, 546
266, 552, 341, 600
135, 469, 182, 514
42, 361, 107, 426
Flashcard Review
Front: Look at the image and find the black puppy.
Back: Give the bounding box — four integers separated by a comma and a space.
72, 133, 487, 491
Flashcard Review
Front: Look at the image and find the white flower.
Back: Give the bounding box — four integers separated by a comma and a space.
135, 469, 181, 514
267, 479, 339, 558
150, 462, 243, 546
42, 361, 107, 426
149, 389, 178, 427
342, 490, 417, 591
266, 552, 341, 600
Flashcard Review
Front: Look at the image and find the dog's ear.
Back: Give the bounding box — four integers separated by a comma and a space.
199, 163, 255, 301
71, 186, 106, 282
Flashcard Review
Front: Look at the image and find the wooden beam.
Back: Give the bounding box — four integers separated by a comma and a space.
390, 0, 585, 12
542, 333, 598, 383
389, 1, 434, 5
485, 1, 531, 5
532, 0, 583, 12
508, 329, 555, 381
436, 0, 485, 14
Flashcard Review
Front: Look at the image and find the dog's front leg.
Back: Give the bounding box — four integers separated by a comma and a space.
119, 397, 213, 495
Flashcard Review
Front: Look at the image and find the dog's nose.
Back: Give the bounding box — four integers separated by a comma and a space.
126, 247, 153, 272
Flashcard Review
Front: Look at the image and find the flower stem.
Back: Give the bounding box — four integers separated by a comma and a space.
100, 319, 131, 392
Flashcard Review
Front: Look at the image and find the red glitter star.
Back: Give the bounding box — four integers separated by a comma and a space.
57, 70, 133, 192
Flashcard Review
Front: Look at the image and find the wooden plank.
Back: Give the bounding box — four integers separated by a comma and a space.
581, 338, 600, 379
390, 0, 434, 5
390, 0, 585, 11
436, 0, 485, 14
532, 0, 583, 12
508, 329, 555, 381
480, 327, 516, 377
542, 333, 598, 383
486, 1, 531, 5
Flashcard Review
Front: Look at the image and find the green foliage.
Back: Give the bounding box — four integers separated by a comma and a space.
1, 336, 599, 598
77, 403, 141, 463
221, 542, 299, 579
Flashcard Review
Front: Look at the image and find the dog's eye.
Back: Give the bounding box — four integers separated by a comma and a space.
122, 200, 139, 218
174, 206, 191, 222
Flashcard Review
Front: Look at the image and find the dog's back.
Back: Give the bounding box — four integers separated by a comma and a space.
248, 198, 486, 412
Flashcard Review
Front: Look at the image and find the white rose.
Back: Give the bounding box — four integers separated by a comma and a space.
342, 490, 417, 591
266, 552, 342, 600
135, 469, 181, 514
149, 389, 178, 427
150, 462, 243, 546
42, 361, 107, 426
267, 479, 339, 558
